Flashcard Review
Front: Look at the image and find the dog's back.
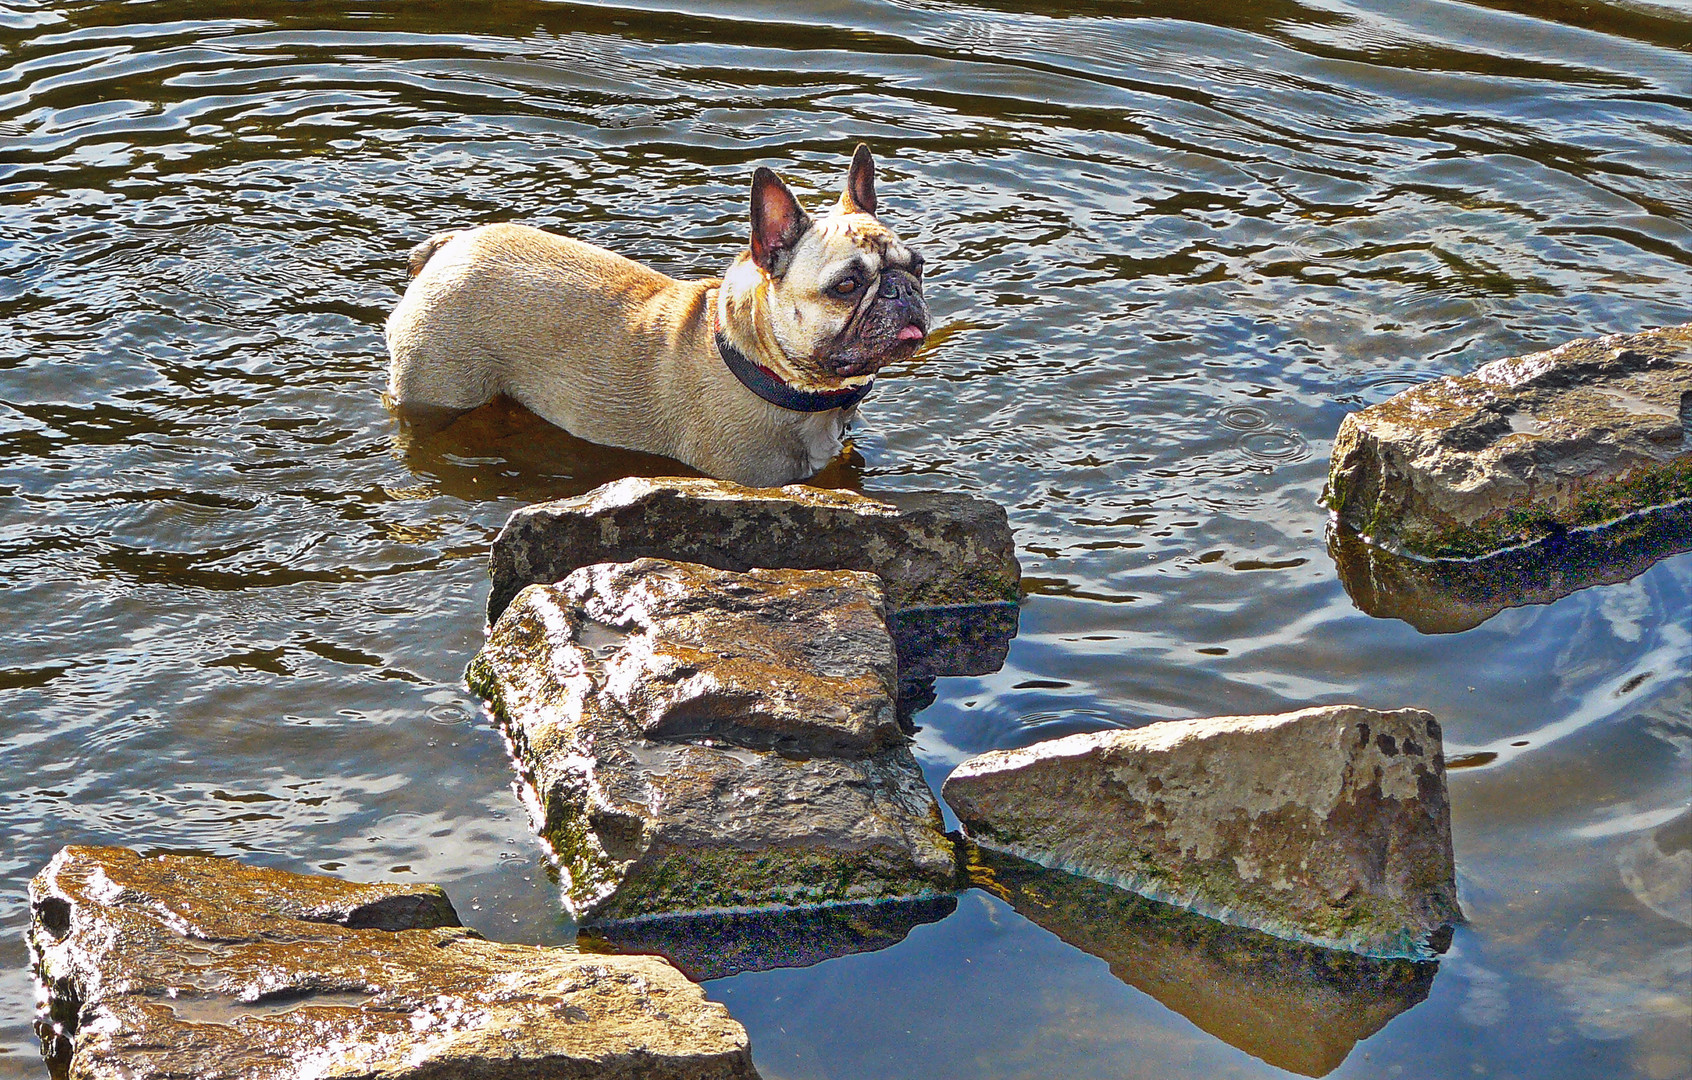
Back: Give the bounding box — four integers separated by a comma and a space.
385, 223, 706, 429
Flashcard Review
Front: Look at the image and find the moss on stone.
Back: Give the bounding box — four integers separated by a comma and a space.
583, 843, 958, 924
1402, 459, 1692, 559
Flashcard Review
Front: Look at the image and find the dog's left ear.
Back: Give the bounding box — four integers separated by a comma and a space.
839, 143, 877, 217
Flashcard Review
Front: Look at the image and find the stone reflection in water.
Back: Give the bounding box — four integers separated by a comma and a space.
1327, 502, 1692, 634
888, 602, 1019, 681
1619, 808, 1692, 929
584, 895, 959, 982
972, 848, 1437, 1078
889, 601, 1019, 723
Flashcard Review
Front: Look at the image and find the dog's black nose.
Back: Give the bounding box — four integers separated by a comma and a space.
878, 268, 920, 301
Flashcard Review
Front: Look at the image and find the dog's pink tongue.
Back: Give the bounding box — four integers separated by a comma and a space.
898, 324, 926, 341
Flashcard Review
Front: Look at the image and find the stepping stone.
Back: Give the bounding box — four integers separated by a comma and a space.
470, 558, 958, 924
943, 705, 1461, 958
1324, 324, 1692, 560
486, 478, 1021, 658
28, 845, 760, 1080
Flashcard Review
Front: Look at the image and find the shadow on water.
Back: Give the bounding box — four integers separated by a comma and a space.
972, 847, 1439, 1078
1327, 502, 1692, 634
582, 895, 960, 982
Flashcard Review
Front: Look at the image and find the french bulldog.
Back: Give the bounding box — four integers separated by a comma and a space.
384, 145, 929, 486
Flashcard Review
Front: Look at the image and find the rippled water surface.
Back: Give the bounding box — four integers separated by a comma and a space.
4, 1, 1691, 1076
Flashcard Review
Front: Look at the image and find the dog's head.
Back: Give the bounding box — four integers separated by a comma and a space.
718, 145, 930, 394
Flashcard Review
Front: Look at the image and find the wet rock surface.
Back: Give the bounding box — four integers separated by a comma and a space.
27, 845, 760, 1080
943, 705, 1461, 958
1329, 500, 1692, 633
1323, 325, 1692, 559
584, 895, 959, 982
973, 847, 1436, 1078
485, 478, 1021, 668
470, 558, 958, 924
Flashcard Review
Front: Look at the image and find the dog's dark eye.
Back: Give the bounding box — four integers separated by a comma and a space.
832, 277, 861, 296
910, 255, 924, 277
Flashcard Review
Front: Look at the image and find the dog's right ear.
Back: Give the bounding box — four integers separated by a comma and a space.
750, 167, 811, 277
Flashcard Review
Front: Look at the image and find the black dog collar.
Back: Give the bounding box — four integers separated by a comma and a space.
713, 329, 873, 414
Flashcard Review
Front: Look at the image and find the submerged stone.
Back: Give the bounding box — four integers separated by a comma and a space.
1323, 325, 1692, 559
1329, 501, 1692, 633
470, 559, 958, 924
485, 477, 1021, 679
28, 845, 759, 1080
942, 705, 1460, 958
584, 894, 959, 982
973, 847, 1436, 1078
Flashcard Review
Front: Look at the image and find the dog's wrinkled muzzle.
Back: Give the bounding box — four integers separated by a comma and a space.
831, 269, 928, 377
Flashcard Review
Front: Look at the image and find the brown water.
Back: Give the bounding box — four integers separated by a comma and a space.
3, 1, 1691, 1077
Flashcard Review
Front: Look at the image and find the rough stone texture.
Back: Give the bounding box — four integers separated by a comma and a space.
1329, 500, 1692, 633
469, 559, 958, 924
486, 475, 1021, 626
943, 705, 1460, 958
972, 847, 1435, 1078
1323, 325, 1692, 559
584, 895, 959, 982
487, 557, 906, 757
28, 845, 759, 1080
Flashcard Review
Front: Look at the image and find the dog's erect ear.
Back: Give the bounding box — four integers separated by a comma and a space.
839, 143, 877, 217
750, 167, 811, 276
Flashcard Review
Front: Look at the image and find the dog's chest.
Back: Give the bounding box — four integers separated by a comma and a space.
792, 409, 851, 472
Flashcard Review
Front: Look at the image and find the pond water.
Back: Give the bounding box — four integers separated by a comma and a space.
3, 1, 1690, 1077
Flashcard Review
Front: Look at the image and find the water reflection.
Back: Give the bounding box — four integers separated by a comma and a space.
584, 895, 960, 982
390, 397, 711, 505
1327, 503, 1692, 634
1618, 807, 1692, 930
974, 848, 1437, 1077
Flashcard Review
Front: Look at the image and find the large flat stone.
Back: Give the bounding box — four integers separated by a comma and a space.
974, 848, 1435, 1078
1323, 325, 1692, 559
486, 477, 1021, 626
28, 845, 759, 1080
943, 705, 1460, 958
469, 559, 958, 924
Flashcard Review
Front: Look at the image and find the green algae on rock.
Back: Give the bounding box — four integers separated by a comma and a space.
471, 558, 958, 924
1323, 325, 1692, 560
970, 846, 1436, 1078
28, 845, 760, 1080
486, 475, 1020, 626
942, 706, 1460, 959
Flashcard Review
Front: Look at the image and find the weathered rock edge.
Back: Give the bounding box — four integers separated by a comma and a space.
1323, 325, 1692, 559
28, 845, 760, 1080
942, 706, 1461, 958
470, 559, 959, 924
486, 476, 1021, 624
